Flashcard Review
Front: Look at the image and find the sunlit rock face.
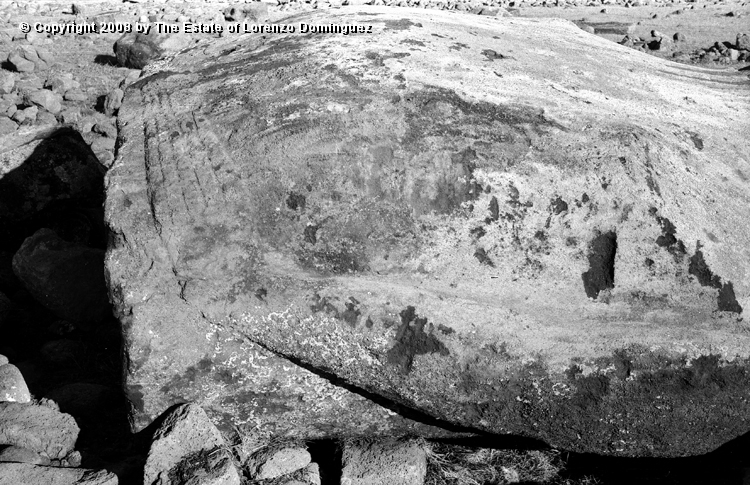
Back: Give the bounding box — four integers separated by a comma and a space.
105, 6, 750, 456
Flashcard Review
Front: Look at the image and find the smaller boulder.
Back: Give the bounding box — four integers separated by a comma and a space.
44, 74, 80, 94
0, 72, 15, 95
0, 445, 50, 465
0, 463, 117, 485
223, 3, 269, 22
737, 33, 750, 50
119, 70, 142, 89
90, 135, 116, 153
93, 121, 117, 139
26, 90, 62, 115
341, 439, 427, 485
0, 401, 79, 460
144, 403, 240, 485
59, 108, 81, 125
63, 89, 87, 102
7, 46, 51, 72
6, 53, 35, 73
35, 110, 58, 126
248, 446, 311, 480
103, 88, 124, 116
113, 29, 193, 70
11, 106, 37, 125
0, 118, 18, 135
114, 32, 162, 69
0, 364, 31, 403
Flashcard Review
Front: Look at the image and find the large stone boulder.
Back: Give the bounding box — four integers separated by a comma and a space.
105, 7, 750, 457
113, 30, 194, 70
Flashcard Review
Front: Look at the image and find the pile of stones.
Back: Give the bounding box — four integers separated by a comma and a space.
0, 387, 429, 485
0, 66, 131, 169
686, 32, 750, 63
619, 31, 750, 63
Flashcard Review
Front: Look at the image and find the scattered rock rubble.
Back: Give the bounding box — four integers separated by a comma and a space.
619, 31, 750, 62
1, 381, 578, 484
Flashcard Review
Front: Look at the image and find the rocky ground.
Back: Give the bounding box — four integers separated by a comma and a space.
0, 0, 749, 483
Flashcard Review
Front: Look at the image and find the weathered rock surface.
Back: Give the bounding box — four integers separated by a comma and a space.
144, 403, 239, 485
0, 463, 118, 485
247, 446, 311, 480
0, 364, 31, 403
0, 445, 51, 465
0, 401, 79, 460
341, 439, 427, 485
105, 7, 750, 456
12, 229, 110, 324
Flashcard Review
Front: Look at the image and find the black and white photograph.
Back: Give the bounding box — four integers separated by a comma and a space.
0, 0, 748, 483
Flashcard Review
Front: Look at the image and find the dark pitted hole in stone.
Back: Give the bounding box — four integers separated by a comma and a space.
474, 247, 495, 267
481, 49, 509, 61
286, 192, 306, 211
310, 293, 340, 318
581, 231, 617, 299
550, 196, 568, 215
572, 373, 611, 407
384, 18, 423, 30
470, 226, 486, 239
364, 51, 385, 67
304, 224, 318, 245
341, 298, 361, 327
612, 349, 632, 379
487, 196, 500, 222
689, 131, 704, 150
254, 288, 267, 301
386, 306, 449, 374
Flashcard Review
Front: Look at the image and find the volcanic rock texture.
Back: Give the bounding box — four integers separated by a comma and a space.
105, 7, 750, 457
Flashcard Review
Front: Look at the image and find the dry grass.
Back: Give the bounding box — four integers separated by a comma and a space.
423, 440, 601, 485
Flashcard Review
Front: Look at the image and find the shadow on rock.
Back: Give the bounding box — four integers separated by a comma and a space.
0, 128, 140, 483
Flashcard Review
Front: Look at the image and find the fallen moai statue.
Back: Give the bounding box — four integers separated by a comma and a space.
105, 6, 750, 457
